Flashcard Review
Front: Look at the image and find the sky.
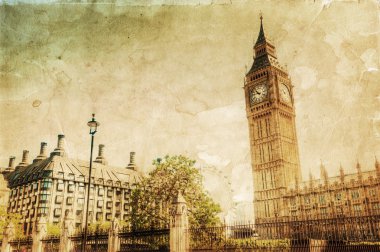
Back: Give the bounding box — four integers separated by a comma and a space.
1, 0, 379, 220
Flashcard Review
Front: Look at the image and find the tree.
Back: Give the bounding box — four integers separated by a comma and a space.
131, 155, 221, 229
0, 205, 23, 239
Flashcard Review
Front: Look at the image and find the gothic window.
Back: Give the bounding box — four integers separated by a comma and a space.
290, 198, 296, 206
353, 204, 362, 214
373, 203, 380, 214
351, 191, 360, 199
319, 195, 326, 204
369, 188, 377, 198
336, 206, 343, 216
96, 212, 103, 221
320, 208, 327, 215
335, 193, 342, 201
304, 196, 310, 204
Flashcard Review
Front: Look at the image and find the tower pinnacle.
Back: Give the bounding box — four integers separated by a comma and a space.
255, 13, 266, 47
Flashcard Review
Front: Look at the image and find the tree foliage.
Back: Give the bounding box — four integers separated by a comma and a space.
131, 155, 221, 229
0, 205, 24, 239
47, 223, 61, 236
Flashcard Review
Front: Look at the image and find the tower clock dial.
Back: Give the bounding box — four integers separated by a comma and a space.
250, 84, 268, 105
279, 83, 291, 104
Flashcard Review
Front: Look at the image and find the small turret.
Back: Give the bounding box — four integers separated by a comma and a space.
308, 171, 314, 189
320, 161, 328, 186
356, 160, 362, 181
375, 156, 380, 177
339, 163, 345, 183
295, 175, 300, 192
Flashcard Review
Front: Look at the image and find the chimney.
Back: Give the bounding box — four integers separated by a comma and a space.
4, 156, 16, 173
94, 144, 107, 165
34, 142, 48, 162
17, 150, 29, 168
127, 152, 136, 170
8, 156, 15, 169
51, 134, 66, 157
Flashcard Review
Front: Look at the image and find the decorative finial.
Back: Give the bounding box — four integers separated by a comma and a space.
92, 113, 95, 118
259, 11, 263, 21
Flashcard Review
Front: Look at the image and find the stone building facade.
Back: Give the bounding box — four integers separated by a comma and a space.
244, 16, 380, 224
284, 161, 380, 219
2, 134, 140, 235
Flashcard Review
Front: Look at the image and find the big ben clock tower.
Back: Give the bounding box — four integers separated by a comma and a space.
244, 16, 301, 222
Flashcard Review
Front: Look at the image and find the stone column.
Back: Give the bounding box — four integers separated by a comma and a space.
170, 192, 189, 252
60, 211, 75, 252
1, 222, 15, 252
32, 216, 47, 252
108, 218, 120, 252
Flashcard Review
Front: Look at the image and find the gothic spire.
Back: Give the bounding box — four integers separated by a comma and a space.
255, 13, 266, 47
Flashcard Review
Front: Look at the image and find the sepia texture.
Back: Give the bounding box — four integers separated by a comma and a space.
0, 0, 379, 219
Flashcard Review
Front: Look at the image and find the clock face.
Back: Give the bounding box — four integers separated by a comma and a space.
250, 84, 268, 105
279, 83, 291, 104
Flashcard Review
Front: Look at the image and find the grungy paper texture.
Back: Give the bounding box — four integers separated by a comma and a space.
0, 0, 379, 219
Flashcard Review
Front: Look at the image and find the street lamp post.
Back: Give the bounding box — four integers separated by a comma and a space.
82, 114, 100, 252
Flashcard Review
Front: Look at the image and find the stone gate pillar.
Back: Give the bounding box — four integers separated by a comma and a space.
60, 211, 75, 252
108, 218, 120, 252
33, 216, 47, 252
170, 191, 189, 252
1, 222, 15, 252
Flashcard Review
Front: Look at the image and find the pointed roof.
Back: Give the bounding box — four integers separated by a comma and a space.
255, 14, 266, 47
248, 15, 281, 74
173, 191, 186, 204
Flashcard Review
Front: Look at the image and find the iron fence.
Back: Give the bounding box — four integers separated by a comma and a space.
118, 227, 170, 252
9, 237, 33, 252
70, 229, 108, 252
41, 235, 60, 252
189, 215, 380, 251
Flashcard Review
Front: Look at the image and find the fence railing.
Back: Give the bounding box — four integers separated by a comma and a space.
4, 213, 380, 252
118, 227, 170, 252
8, 236, 33, 252
41, 235, 60, 252
189, 215, 380, 251
70, 229, 109, 252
